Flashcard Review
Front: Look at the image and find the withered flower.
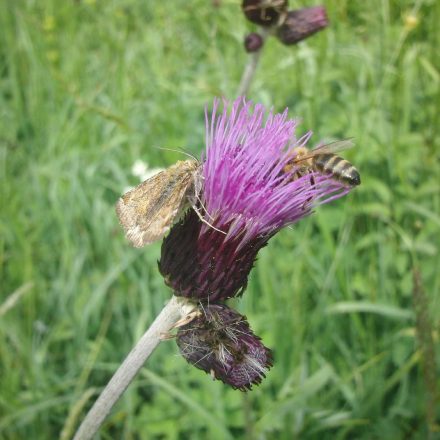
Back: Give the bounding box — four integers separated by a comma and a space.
177, 303, 272, 391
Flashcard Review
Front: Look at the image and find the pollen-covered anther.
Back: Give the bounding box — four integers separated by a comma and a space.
176, 304, 273, 391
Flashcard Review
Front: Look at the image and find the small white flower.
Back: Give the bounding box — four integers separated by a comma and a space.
131, 159, 148, 178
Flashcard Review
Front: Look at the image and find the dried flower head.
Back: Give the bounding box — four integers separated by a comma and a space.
177, 303, 272, 391
276, 6, 328, 45
242, 0, 288, 27
159, 98, 354, 301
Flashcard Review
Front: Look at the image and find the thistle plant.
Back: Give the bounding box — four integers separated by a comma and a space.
73, 98, 357, 440
160, 97, 355, 388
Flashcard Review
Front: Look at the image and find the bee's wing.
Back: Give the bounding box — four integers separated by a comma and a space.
115, 160, 198, 248
292, 139, 355, 164
311, 139, 355, 154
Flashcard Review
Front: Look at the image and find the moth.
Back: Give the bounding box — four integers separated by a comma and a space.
116, 159, 201, 248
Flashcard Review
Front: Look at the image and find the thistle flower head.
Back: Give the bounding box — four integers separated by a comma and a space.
177, 304, 272, 391
202, 98, 348, 241
160, 98, 355, 301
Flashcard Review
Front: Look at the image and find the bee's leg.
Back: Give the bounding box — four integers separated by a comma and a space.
301, 172, 315, 210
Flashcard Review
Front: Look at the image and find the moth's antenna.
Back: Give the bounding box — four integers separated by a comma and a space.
155, 146, 198, 162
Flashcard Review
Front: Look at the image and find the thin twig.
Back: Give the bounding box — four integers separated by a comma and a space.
237, 29, 270, 97
73, 295, 195, 440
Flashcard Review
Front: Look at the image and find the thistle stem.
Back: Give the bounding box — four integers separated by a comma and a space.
237, 29, 269, 97
73, 295, 194, 440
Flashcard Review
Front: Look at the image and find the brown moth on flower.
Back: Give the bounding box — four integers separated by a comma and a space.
177, 303, 273, 391
115, 159, 201, 247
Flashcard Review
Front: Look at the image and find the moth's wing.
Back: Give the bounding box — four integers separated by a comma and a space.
115, 162, 197, 247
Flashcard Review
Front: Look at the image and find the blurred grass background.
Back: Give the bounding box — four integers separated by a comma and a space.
1, 0, 439, 438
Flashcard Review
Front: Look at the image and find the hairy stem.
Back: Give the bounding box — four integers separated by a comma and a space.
73, 295, 195, 440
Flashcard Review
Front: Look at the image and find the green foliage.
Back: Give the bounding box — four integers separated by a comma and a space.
1, 0, 439, 438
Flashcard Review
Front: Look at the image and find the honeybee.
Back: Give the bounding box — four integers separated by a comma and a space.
116, 159, 201, 248
283, 140, 361, 187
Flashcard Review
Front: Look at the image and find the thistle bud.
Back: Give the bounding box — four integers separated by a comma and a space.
244, 32, 264, 52
276, 6, 328, 45
176, 303, 273, 390
242, 0, 288, 27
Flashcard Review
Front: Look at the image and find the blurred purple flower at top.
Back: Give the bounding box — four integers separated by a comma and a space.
277, 6, 328, 45
242, 0, 288, 27
241, 4, 329, 49
159, 98, 354, 302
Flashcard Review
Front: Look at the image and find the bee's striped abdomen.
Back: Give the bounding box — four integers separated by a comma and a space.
313, 153, 361, 187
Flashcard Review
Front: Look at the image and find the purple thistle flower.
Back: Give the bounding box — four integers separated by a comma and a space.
159, 98, 354, 302
202, 98, 348, 238
176, 303, 272, 391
